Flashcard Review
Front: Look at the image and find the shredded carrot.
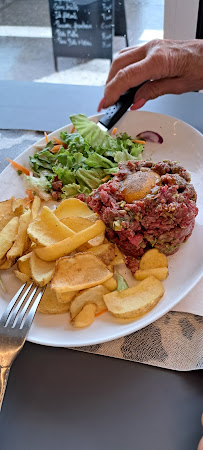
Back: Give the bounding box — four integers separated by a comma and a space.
95, 309, 107, 317
131, 139, 146, 144
24, 189, 34, 207
6, 158, 30, 176
50, 144, 61, 153
111, 127, 117, 135
102, 175, 110, 182
44, 132, 49, 144
53, 137, 67, 149
53, 137, 64, 145
71, 125, 75, 134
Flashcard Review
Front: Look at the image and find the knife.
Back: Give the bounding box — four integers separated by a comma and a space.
97, 82, 147, 132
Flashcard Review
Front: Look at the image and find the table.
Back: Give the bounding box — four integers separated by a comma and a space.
0, 81, 203, 450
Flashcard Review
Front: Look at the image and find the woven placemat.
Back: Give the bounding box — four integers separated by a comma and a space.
1, 129, 203, 371
74, 311, 203, 371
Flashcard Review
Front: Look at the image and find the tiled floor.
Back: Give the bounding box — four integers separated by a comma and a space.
0, 0, 164, 85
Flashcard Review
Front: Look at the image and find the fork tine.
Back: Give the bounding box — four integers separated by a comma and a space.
19, 287, 46, 335
14, 285, 41, 330
0, 283, 31, 327
12, 284, 38, 328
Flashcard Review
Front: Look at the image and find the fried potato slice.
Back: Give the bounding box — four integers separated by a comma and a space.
135, 268, 168, 281
61, 216, 93, 232
111, 246, 124, 265
70, 284, 109, 319
52, 253, 112, 293
30, 250, 55, 287
139, 249, 168, 270
28, 206, 74, 246
88, 232, 105, 247
0, 259, 15, 270
103, 277, 117, 291
103, 276, 164, 319
0, 197, 15, 231
31, 195, 41, 219
0, 216, 19, 260
107, 264, 114, 273
61, 216, 104, 247
54, 198, 93, 220
13, 270, 32, 283
36, 219, 105, 261
73, 304, 97, 328
87, 243, 115, 266
37, 283, 70, 314
56, 291, 76, 304
7, 209, 32, 261
12, 198, 26, 215
17, 252, 32, 278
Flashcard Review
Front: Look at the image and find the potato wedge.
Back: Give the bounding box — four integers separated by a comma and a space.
52, 253, 112, 293
13, 270, 32, 283
70, 284, 109, 319
103, 277, 117, 291
36, 219, 105, 261
73, 304, 97, 328
31, 195, 41, 219
28, 206, 74, 246
37, 283, 70, 314
0, 197, 15, 231
87, 243, 115, 266
135, 267, 168, 281
7, 209, 32, 261
61, 216, 93, 232
17, 252, 32, 278
104, 276, 164, 319
0, 216, 19, 260
56, 291, 76, 304
30, 250, 55, 287
139, 249, 168, 270
61, 217, 104, 247
54, 198, 93, 219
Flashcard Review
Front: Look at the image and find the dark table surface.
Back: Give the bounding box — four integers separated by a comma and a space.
0, 81, 203, 450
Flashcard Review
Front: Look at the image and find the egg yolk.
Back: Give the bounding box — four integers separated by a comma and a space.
120, 170, 161, 203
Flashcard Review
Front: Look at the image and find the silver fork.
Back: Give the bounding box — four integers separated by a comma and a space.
0, 282, 45, 410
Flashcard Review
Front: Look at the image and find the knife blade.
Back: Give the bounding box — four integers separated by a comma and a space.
97, 82, 147, 132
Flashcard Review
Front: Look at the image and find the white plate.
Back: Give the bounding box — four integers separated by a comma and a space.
0, 111, 203, 348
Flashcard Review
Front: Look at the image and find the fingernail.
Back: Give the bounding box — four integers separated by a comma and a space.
97, 97, 106, 112
130, 98, 146, 111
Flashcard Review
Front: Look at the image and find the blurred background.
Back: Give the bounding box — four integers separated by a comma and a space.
0, 0, 201, 86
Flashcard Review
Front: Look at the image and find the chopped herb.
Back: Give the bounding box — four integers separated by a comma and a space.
17, 170, 22, 176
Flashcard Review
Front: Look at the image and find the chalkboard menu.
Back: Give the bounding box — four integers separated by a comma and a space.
49, 0, 113, 69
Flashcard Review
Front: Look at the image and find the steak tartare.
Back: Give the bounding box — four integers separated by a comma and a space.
86, 160, 198, 272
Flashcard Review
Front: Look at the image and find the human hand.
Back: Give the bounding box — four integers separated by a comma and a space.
98, 39, 203, 111
197, 414, 203, 450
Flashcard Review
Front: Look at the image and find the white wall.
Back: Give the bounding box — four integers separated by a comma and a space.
164, 0, 200, 39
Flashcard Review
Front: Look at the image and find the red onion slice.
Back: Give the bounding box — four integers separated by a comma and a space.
136, 131, 163, 144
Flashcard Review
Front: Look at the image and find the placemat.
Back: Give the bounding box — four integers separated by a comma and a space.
75, 311, 203, 371
1, 129, 202, 371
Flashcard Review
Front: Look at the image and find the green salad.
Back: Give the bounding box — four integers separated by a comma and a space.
25, 114, 144, 200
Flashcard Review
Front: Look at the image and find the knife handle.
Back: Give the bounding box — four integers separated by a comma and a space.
99, 82, 148, 131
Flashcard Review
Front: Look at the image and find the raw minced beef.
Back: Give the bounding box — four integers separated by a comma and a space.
85, 160, 198, 272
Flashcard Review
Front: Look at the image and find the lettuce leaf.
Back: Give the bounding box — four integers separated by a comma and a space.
70, 114, 116, 150
25, 175, 52, 201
